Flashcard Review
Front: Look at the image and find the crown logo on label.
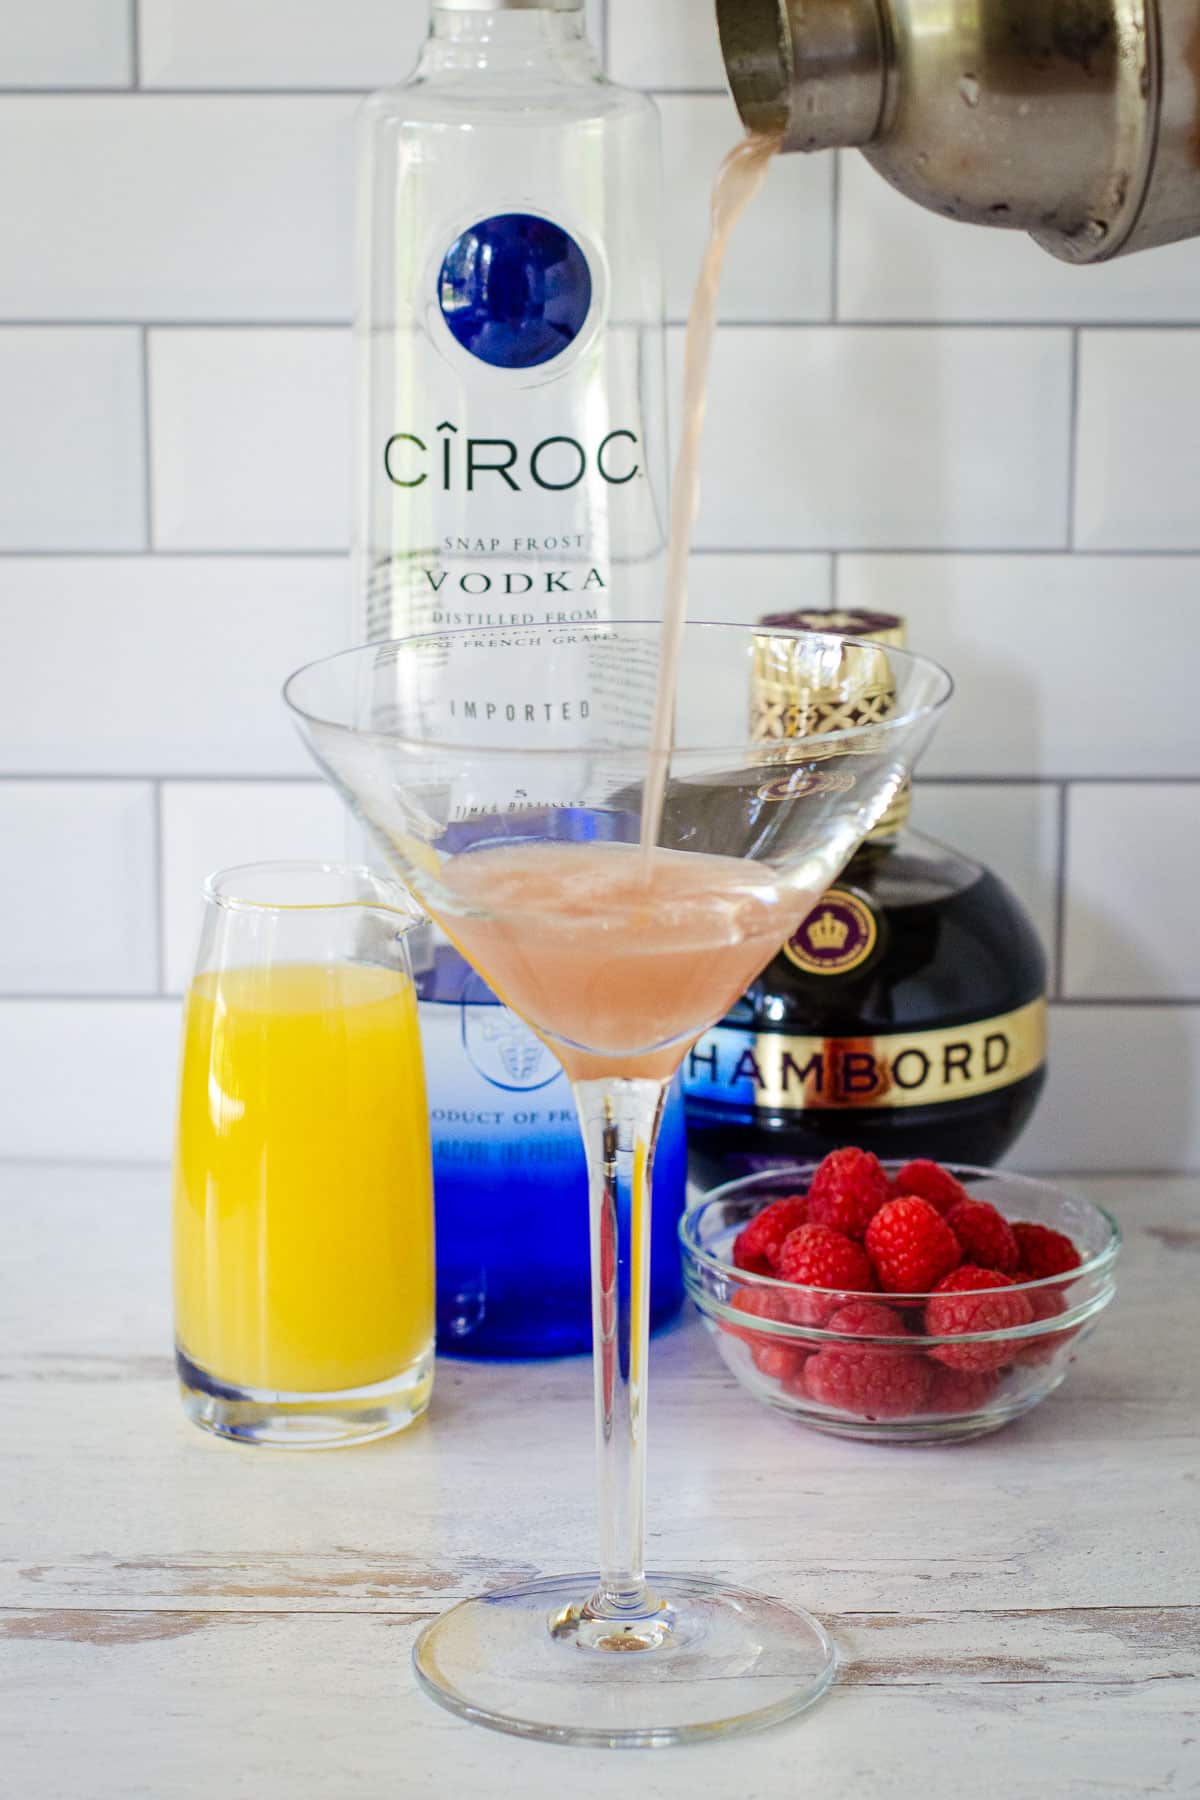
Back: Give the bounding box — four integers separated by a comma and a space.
807, 909, 852, 953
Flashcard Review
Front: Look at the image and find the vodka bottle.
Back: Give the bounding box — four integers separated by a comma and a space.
355, 0, 683, 1358
355, 0, 668, 649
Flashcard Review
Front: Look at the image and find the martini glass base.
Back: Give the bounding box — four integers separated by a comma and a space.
413, 1572, 836, 1748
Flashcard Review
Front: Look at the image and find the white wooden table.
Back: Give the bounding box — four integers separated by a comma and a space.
1, 1164, 1196, 1799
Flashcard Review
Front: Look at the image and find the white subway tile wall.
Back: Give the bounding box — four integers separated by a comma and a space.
0, 784, 158, 995
668, 325, 1073, 549
138, 0, 604, 88
149, 330, 353, 548
0, 330, 146, 549
1063, 786, 1200, 1000
0, 1, 133, 88
0, 558, 345, 773
0, 100, 358, 322
1074, 331, 1200, 550
139, 0, 428, 90
1, 1, 1197, 1168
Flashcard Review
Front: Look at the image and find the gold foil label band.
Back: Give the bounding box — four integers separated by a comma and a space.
684, 999, 1047, 1112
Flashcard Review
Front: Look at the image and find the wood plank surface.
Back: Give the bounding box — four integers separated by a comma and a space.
1, 1164, 1197, 1798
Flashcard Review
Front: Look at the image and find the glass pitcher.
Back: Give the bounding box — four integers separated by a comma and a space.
172, 862, 434, 1447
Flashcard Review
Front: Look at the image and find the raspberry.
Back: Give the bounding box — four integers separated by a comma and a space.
826, 1299, 908, 1339
806, 1147, 892, 1240
924, 1363, 1001, 1414
804, 1343, 931, 1420
724, 1284, 800, 1341
926, 1266, 1035, 1372
865, 1197, 962, 1294
1013, 1222, 1082, 1281
752, 1339, 811, 1382
722, 1286, 808, 1382
1016, 1287, 1076, 1366
893, 1159, 968, 1215
776, 1224, 876, 1325
732, 1196, 810, 1275
945, 1199, 1020, 1275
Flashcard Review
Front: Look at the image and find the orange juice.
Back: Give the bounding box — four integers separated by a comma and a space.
173, 961, 433, 1394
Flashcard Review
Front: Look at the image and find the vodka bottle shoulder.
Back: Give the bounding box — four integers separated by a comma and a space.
355, 1, 668, 648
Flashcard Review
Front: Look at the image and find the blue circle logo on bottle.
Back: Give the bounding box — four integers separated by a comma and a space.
438, 213, 593, 369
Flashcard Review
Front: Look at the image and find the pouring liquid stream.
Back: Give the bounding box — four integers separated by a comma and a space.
638, 130, 782, 864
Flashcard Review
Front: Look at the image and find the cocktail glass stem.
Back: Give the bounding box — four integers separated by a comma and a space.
571, 1076, 668, 1636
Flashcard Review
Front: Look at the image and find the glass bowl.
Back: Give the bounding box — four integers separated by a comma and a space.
679, 1164, 1120, 1444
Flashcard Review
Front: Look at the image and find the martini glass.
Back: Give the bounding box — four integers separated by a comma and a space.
284, 620, 951, 1748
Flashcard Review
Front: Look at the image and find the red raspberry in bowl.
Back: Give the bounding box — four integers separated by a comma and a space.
1015, 1287, 1077, 1366
826, 1299, 908, 1338
776, 1223, 877, 1324
925, 1266, 1035, 1372
945, 1198, 1020, 1275
722, 1285, 809, 1383
865, 1196, 962, 1294
806, 1147, 892, 1240
892, 1158, 969, 1215
724, 1284, 800, 1340
924, 1363, 1001, 1414
752, 1339, 811, 1382
804, 1342, 932, 1419
1014, 1222, 1082, 1281
732, 1196, 810, 1275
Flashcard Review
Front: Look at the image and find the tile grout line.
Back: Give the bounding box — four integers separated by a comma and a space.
129, 0, 141, 87
151, 779, 166, 995
139, 327, 154, 550
1053, 782, 1070, 1001
1066, 328, 1081, 551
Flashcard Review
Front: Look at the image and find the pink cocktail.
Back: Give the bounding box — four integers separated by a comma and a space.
442, 841, 817, 1081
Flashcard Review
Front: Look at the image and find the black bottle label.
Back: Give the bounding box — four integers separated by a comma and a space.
784, 885, 879, 976
684, 998, 1047, 1113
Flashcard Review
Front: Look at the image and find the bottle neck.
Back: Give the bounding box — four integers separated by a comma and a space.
420, 4, 594, 79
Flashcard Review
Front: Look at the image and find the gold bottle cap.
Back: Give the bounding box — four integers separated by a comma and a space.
752, 607, 911, 835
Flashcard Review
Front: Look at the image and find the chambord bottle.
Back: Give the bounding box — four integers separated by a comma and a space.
354, 0, 668, 652
683, 611, 1049, 1186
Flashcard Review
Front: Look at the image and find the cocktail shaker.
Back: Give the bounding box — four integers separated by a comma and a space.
716, 0, 1200, 262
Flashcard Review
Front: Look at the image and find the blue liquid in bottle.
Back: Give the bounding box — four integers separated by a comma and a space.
419, 946, 687, 1359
